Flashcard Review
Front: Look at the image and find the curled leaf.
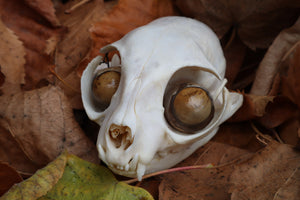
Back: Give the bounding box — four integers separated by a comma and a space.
251, 17, 300, 95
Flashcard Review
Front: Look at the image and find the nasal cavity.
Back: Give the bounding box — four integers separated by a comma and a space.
109, 124, 133, 149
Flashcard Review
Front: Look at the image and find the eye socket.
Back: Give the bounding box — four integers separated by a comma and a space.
164, 83, 214, 134
92, 67, 121, 111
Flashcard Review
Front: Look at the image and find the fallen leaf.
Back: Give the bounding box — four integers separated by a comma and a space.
0, 0, 61, 90
1, 152, 154, 200
0, 162, 22, 196
159, 141, 252, 200
0, 86, 99, 171
0, 151, 67, 199
278, 118, 300, 147
224, 37, 247, 88
273, 166, 300, 200
230, 142, 300, 200
0, 18, 25, 95
282, 43, 300, 108
0, 125, 42, 176
78, 0, 176, 74
251, 16, 300, 95
229, 93, 274, 121
24, 0, 60, 27
54, 0, 116, 108
258, 96, 298, 129
175, 0, 300, 49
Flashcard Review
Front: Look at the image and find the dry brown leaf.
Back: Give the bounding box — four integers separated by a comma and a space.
54, 0, 116, 109
0, 162, 23, 196
273, 167, 300, 200
176, 0, 300, 49
0, 125, 41, 176
258, 96, 298, 129
0, 18, 25, 95
78, 0, 176, 74
24, 0, 60, 27
278, 118, 300, 147
229, 93, 274, 121
282, 43, 300, 108
0, 86, 99, 172
251, 16, 300, 95
159, 141, 252, 200
224, 37, 247, 88
158, 122, 258, 200
230, 142, 300, 200
0, 0, 61, 90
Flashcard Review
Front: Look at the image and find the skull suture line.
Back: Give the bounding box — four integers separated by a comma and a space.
81, 16, 243, 180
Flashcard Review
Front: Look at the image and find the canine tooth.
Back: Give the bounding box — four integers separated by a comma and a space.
137, 163, 146, 181
125, 164, 129, 171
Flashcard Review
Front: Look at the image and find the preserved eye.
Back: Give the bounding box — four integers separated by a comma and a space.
92, 67, 121, 111
164, 83, 214, 134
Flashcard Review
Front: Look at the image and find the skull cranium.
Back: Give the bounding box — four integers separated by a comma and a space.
81, 16, 243, 180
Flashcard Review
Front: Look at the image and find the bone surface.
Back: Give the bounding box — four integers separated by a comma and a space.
81, 16, 243, 180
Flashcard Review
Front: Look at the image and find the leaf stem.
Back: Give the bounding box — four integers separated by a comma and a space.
123, 164, 213, 184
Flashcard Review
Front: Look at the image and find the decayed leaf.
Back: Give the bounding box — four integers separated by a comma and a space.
230, 142, 300, 200
251, 16, 300, 95
0, 125, 41, 175
175, 0, 300, 49
274, 167, 300, 200
78, 0, 176, 74
54, 0, 116, 108
0, 152, 67, 200
0, 0, 61, 90
24, 0, 60, 27
1, 152, 154, 200
278, 118, 300, 147
224, 37, 247, 88
0, 162, 23, 196
159, 141, 252, 200
258, 96, 298, 129
0, 86, 99, 172
229, 93, 274, 121
0, 18, 25, 94
282, 44, 300, 108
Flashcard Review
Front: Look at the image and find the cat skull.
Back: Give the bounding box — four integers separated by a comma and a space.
81, 16, 243, 180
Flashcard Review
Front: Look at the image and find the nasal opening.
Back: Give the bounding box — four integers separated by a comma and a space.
109, 124, 133, 150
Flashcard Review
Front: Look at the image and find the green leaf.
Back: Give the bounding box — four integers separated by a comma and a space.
1, 152, 153, 200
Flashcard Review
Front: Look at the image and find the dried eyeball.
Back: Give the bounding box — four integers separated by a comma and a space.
165, 83, 214, 133
92, 67, 121, 110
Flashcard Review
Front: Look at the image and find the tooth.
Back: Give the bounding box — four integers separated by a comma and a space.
137, 163, 146, 181
131, 154, 139, 170
125, 164, 129, 171
111, 54, 121, 66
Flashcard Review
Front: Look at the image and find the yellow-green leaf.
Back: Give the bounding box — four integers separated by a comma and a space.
1, 152, 153, 200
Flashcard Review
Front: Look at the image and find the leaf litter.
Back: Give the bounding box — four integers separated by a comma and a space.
1, 0, 300, 199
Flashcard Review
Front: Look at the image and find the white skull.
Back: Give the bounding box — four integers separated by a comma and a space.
81, 16, 243, 180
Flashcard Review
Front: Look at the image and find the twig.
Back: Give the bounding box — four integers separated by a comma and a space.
124, 151, 253, 184
123, 164, 213, 184
65, 0, 92, 14
251, 122, 273, 145
49, 66, 80, 93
